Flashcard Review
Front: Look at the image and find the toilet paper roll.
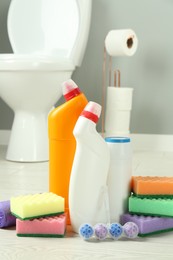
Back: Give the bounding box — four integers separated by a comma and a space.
106, 87, 133, 110
105, 29, 138, 56
105, 130, 130, 138
105, 110, 131, 134
105, 87, 133, 136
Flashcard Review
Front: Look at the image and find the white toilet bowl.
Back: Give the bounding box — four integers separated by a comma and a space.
0, 0, 92, 162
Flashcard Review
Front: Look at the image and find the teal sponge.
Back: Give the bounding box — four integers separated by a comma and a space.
129, 195, 173, 218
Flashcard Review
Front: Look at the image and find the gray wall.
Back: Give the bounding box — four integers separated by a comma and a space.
0, 0, 173, 134
0, 0, 13, 129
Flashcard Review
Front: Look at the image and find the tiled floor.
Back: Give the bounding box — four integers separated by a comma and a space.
1, 145, 173, 199
133, 150, 173, 177
0, 146, 49, 200
1, 145, 173, 259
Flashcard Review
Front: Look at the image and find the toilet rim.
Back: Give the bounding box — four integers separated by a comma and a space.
0, 54, 75, 71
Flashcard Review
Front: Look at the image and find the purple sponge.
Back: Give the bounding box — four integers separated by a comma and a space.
120, 213, 173, 237
0, 200, 16, 228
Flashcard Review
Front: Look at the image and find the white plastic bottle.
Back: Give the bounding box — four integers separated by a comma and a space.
105, 137, 132, 223
69, 101, 110, 233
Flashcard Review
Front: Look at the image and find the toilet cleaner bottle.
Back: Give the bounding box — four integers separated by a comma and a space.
105, 137, 132, 223
69, 102, 110, 233
48, 79, 88, 224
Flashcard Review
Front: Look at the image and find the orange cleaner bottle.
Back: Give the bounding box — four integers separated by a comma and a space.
48, 79, 88, 224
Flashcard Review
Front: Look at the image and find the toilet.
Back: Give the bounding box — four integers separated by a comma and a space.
0, 0, 92, 162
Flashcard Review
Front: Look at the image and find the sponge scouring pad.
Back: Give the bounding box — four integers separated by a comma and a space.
16, 214, 66, 237
129, 195, 173, 218
132, 176, 173, 197
121, 213, 173, 237
10, 192, 64, 220
0, 200, 16, 228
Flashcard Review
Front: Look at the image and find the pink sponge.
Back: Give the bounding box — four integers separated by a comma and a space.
16, 214, 66, 237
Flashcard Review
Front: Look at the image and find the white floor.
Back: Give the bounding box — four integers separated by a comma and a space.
1, 145, 173, 260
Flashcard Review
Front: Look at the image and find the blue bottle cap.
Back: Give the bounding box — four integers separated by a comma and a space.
105, 137, 130, 143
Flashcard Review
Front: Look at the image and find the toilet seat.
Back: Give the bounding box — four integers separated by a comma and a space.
0, 54, 74, 71
4, 0, 92, 68
7, 0, 79, 60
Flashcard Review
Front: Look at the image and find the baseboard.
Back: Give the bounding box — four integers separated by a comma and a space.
1, 130, 173, 152
130, 134, 173, 152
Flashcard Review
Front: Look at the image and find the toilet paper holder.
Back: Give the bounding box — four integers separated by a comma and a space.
102, 45, 121, 135
103, 45, 121, 88
101, 29, 138, 136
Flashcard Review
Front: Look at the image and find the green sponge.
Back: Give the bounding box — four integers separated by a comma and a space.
129, 195, 173, 218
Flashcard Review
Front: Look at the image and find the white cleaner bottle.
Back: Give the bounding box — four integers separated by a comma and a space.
105, 137, 132, 223
69, 101, 110, 233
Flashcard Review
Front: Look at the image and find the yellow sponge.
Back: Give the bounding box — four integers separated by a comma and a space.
10, 192, 64, 220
